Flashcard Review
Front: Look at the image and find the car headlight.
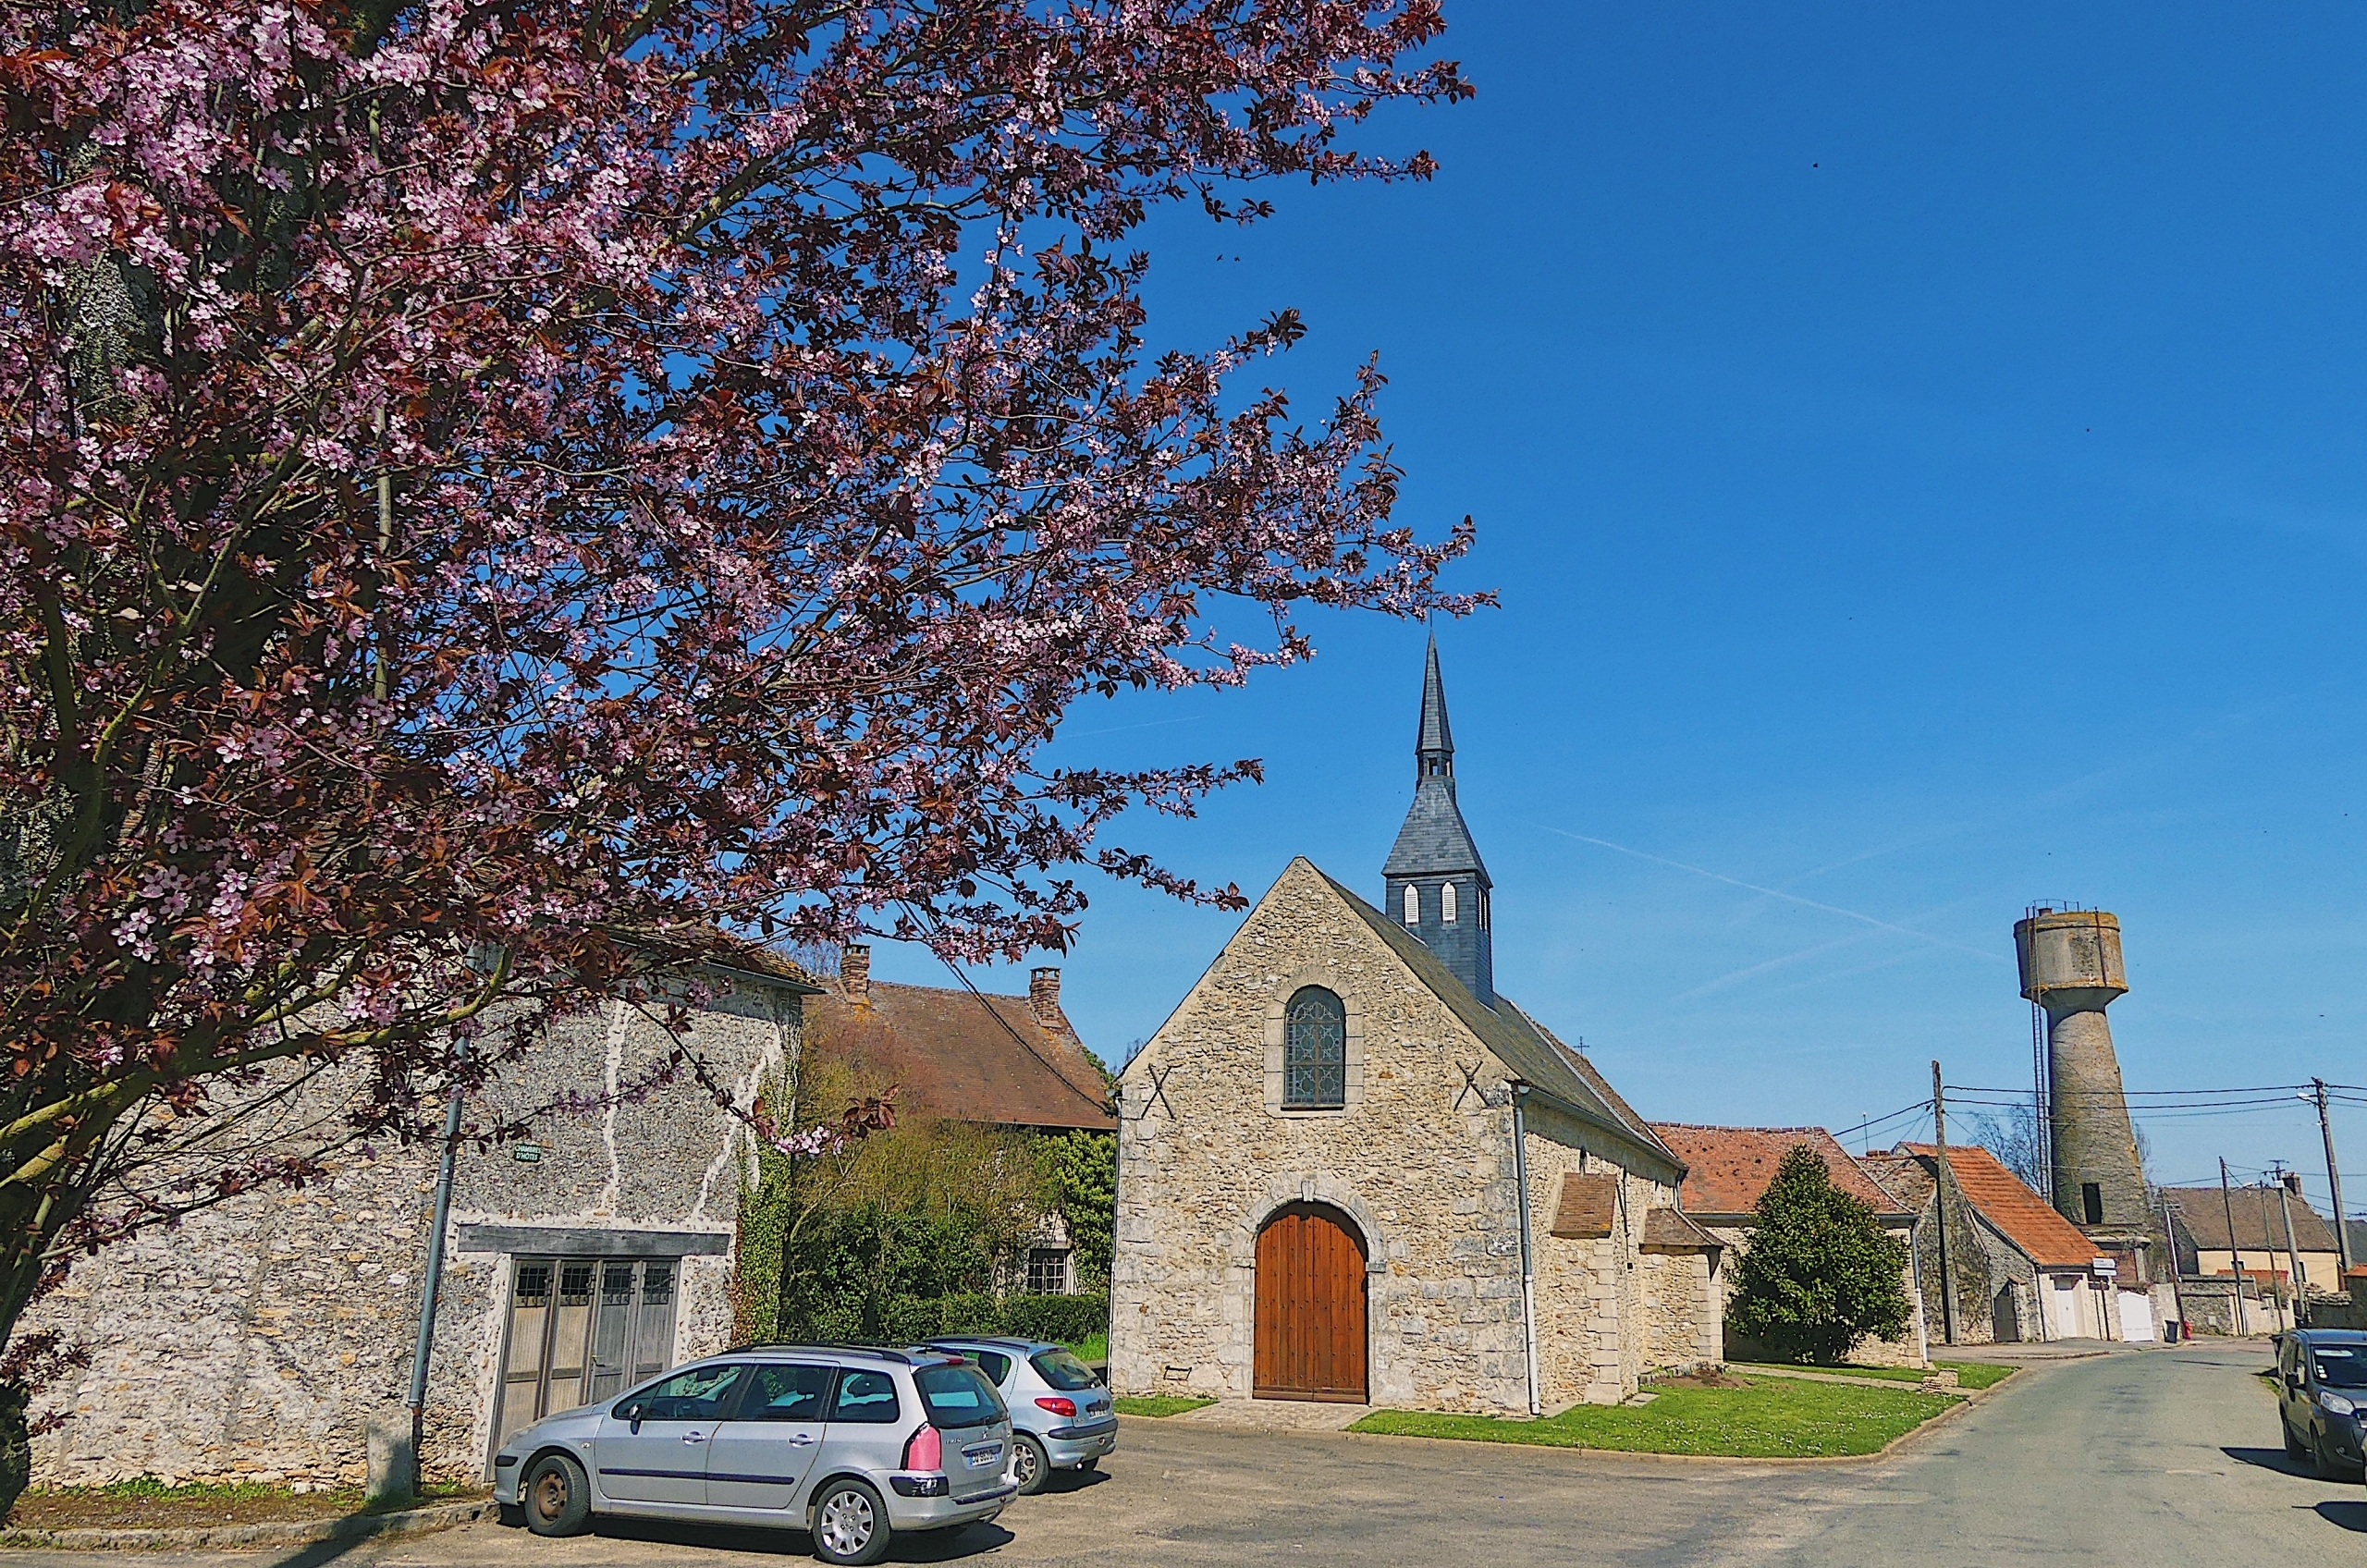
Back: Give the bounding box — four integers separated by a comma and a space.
2321, 1391, 2358, 1417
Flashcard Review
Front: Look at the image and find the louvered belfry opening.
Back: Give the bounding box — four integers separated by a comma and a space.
1252, 1202, 1368, 1403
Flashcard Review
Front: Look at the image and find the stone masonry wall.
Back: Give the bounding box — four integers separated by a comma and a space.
1639, 1251, 1718, 1369
1521, 1100, 1676, 1407
1111, 858, 1678, 1414
27, 980, 791, 1488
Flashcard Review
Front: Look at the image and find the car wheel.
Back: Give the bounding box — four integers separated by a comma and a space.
2287, 1419, 2310, 1461
1011, 1433, 1050, 1496
521, 1453, 592, 1537
810, 1479, 890, 1566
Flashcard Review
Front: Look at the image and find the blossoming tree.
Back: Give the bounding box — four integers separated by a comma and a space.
0, 0, 1475, 1493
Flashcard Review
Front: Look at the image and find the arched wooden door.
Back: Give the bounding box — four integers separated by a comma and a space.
1253, 1202, 1367, 1402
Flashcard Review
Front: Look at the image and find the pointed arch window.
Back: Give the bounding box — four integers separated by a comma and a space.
1283, 986, 1347, 1109
1402, 884, 1419, 925
1441, 882, 1458, 924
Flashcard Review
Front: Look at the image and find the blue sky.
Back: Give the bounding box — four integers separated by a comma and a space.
865, 5, 2367, 1214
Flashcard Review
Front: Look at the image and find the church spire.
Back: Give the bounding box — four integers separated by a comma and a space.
1417, 632, 1453, 778
1383, 636, 1494, 1007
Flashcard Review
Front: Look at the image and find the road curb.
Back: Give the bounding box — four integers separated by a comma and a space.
0, 1498, 496, 1552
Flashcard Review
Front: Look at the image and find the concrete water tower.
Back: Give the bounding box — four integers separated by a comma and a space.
2015, 909, 2149, 1236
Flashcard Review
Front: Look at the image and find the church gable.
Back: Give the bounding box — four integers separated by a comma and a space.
1121, 854, 1511, 1128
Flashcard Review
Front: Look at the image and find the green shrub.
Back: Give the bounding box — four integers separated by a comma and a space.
999, 1292, 1109, 1347
1726, 1145, 1911, 1366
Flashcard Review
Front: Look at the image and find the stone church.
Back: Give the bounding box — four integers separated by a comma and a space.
1110, 642, 1718, 1414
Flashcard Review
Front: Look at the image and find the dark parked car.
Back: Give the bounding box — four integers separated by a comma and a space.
2277, 1328, 2367, 1480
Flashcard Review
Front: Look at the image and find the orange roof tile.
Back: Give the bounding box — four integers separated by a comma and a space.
805, 978, 1114, 1132
1904, 1143, 2097, 1268
1649, 1124, 1905, 1216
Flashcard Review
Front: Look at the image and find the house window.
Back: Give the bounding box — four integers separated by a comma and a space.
1403, 884, 1419, 925
2081, 1183, 2103, 1226
1283, 986, 1347, 1109
1026, 1247, 1072, 1295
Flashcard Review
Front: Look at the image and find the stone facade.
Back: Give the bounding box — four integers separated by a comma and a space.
1110, 858, 1699, 1414
26, 973, 803, 1488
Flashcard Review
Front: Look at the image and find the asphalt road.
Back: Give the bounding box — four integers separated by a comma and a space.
9, 1339, 2358, 1568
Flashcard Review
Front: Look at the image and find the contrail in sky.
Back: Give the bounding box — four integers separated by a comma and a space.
1537, 827, 2006, 963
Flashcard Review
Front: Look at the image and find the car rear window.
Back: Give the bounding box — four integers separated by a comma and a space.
914, 1364, 1007, 1427
1030, 1348, 1099, 1391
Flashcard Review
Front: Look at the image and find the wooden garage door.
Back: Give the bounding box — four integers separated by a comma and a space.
1253, 1203, 1367, 1403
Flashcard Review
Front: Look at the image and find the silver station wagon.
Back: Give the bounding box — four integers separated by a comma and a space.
492, 1345, 1015, 1566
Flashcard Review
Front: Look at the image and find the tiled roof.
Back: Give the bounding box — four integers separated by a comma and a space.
1855, 1150, 1936, 1212
1311, 865, 1678, 1179
804, 979, 1114, 1132
1903, 1143, 2096, 1268
1649, 1124, 1904, 1217
1549, 1174, 1619, 1239
1642, 1207, 1724, 1253
2160, 1185, 2342, 1255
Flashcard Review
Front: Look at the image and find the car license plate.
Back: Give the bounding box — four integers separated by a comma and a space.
963, 1443, 1001, 1469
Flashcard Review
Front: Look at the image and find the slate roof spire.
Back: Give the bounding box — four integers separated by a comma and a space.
1417, 631, 1453, 771
1383, 634, 1494, 1006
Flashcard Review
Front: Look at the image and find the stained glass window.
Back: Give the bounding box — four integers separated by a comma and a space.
1283, 986, 1346, 1109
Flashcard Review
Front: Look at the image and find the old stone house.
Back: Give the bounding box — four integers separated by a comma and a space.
1650, 1124, 1926, 1367
2162, 1182, 2345, 1298
26, 956, 815, 1488
1861, 1143, 2138, 1343
801, 945, 1116, 1294
1110, 643, 1715, 1414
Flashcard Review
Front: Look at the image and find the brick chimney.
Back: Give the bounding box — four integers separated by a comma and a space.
1028, 966, 1062, 1025
841, 944, 870, 1003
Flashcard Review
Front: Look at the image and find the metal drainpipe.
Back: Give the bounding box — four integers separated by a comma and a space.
1512, 1084, 1540, 1416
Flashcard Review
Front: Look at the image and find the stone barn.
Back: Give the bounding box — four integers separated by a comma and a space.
1110, 642, 1717, 1415
24, 956, 814, 1488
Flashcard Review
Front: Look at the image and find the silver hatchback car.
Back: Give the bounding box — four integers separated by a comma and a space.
924, 1337, 1115, 1494
492, 1345, 1015, 1566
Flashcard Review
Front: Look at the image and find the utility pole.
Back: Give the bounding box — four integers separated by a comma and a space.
401, 1056, 468, 1500
2220, 1158, 2248, 1337
1932, 1061, 1957, 1346
2271, 1164, 2307, 1327
2317, 1080, 2351, 1277
2256, 1182, 2288, 1333
2157, 1191, 2187, 1340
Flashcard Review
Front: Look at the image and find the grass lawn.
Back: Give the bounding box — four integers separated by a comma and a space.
1731, 1360, 1932, 1384
1347, 1375, 1958, 1458
1733, 1358, 2016, 1392
1934, 1360, 2016, 1391
1113, 1394, 1217, 1417
1068, 1331, 1109, 1364
6, 1478, 485, 1530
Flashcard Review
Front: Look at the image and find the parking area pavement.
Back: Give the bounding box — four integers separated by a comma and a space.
2, 1339, 2358, 1568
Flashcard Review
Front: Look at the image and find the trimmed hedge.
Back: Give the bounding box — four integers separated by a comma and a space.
869, 1292, 1109, 1348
